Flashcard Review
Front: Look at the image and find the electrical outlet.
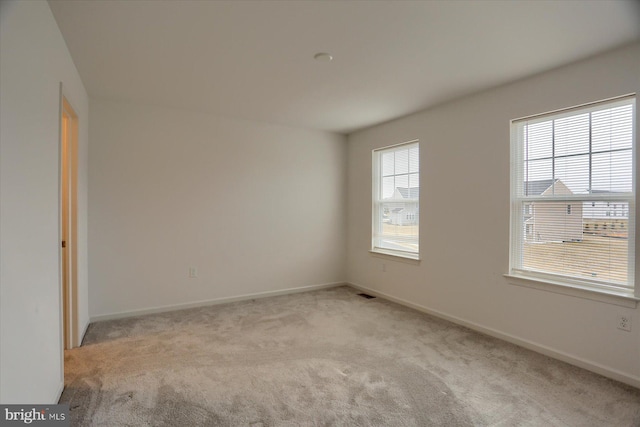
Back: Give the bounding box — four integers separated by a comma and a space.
188, 266, 198, 278
617, 314, 631, 332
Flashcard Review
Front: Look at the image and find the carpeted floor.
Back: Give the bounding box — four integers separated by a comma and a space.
60, 286, 640, 426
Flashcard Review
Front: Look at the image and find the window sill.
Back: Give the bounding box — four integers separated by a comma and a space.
369, 249, 421, 264
504, 273, 638, 308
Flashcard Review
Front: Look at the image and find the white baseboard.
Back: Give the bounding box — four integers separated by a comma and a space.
78, 319, 90, 346
54, 381, 64, 404
90, 282, 345, 322
346, 282, 640, 390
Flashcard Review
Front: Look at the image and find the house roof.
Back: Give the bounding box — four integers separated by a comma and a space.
524, 179, 558, 196
396, 187, 419, 199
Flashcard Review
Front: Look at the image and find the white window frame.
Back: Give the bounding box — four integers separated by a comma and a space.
507, 95, 639, 307
371, 140, 420, 260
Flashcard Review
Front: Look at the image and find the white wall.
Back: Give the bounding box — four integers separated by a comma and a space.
347, 43, 640, 386
0, 0, 89, 403
89, 99, 346, 318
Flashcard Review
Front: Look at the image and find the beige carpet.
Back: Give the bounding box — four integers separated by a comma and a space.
60, 286, 640, 426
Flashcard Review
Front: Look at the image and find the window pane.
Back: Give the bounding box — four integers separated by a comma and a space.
409, 173, 419, 192
395, 149, 409, 174
592, 150, 632, 193
526, 159, 552, 181
524, 159, 552, 195
379, 201, 419, 252
522, 199, 629, 284
554, 154, 589, 195
382, 152, 395, 176
382, 176, 394, 199
409, 146, 419, 173
592, 104, 633, 152
395, 174, 408, 194
525, 121, 552, 160
555, 113, 589, 157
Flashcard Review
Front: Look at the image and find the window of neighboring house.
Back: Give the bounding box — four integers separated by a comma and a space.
523, 203, 532, 215
372, 141, 419, 259
509, 95, 635, 298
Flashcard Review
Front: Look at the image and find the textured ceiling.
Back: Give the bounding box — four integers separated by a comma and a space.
49, 0, 640, 134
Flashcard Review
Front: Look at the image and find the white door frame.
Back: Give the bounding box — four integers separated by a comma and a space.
59, 86, 79, 351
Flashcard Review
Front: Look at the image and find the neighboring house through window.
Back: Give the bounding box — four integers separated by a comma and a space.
510, 95, 635, 297
372, 141, 419, 259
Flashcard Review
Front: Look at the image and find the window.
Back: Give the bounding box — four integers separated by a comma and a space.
510, 95, 635, 297
372, 141, 419, 259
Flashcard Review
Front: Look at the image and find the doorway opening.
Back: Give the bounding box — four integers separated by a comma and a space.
61, 95, 78, 350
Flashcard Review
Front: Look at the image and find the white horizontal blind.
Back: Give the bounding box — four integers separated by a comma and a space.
510, 96, 635, 294
372, 141, 419, 257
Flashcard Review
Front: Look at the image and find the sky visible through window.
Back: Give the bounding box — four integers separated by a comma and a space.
381, 145, 419, 199
523, 104, 633, 195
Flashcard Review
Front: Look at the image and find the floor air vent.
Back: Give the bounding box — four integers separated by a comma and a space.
357, 293, 376, 299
